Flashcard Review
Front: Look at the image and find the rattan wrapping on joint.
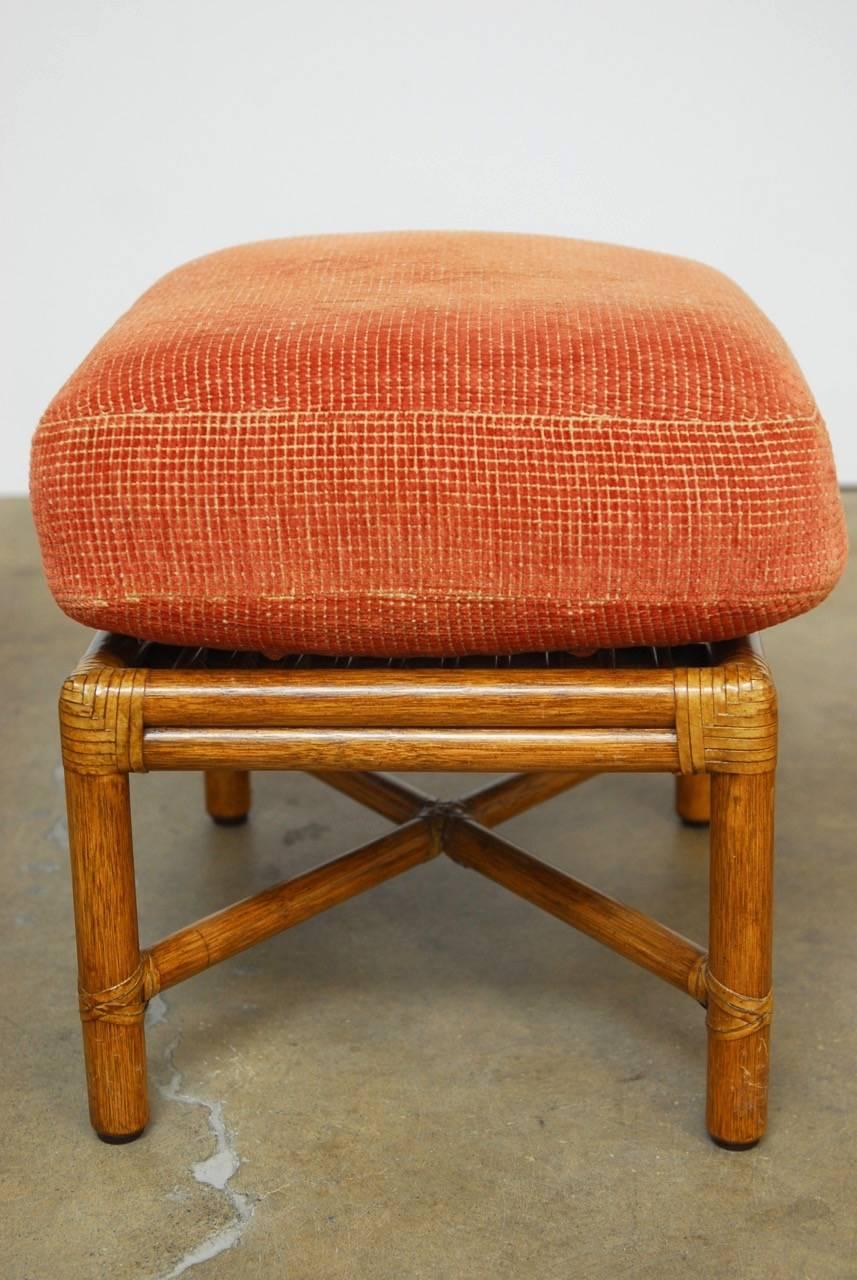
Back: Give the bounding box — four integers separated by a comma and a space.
78, 952, 159, 1025
704, 967, 773, 1041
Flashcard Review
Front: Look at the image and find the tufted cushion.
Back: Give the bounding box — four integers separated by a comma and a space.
31, 231, 846, 656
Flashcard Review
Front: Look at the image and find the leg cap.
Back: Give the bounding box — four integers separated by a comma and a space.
97, 1128, 146, 1145
211, 814, 248, 826
710, 1135, 760, 1151
680, 817, 710, 828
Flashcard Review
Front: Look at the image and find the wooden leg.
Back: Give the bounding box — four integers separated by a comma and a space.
706, 772, 774, 1148
205, 769, 251, 825
65, 771, 149, 1142
676, 774, 710, 825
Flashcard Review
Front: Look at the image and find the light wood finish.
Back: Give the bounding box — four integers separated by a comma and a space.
142, 727, 680, 773
147, 820, 437, 993
446, 819, 707, 999
675, 774, 711, 825
59, 631, 779, 1147
65, 771, 149, 1140
706, 772, 775, 1147
204, 769, 251, 824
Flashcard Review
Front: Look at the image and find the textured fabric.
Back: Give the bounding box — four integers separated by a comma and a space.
31, 231, 846, 655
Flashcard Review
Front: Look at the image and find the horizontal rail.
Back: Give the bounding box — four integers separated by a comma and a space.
445, 819, 706, 1000
142, 668, 677, 728
142, 727, 680, 773
148, 818, 437, 992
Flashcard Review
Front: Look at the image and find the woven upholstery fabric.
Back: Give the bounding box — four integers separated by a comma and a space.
31, 231, 846, 655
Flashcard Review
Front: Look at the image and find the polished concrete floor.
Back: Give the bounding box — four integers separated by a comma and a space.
2, 494, 855, 1279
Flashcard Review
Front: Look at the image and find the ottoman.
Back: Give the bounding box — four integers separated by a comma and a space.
31, 232, 846, 1148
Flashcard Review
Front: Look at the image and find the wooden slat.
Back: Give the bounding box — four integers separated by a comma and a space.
142, 727, 680, 773
445, 818, 706, 999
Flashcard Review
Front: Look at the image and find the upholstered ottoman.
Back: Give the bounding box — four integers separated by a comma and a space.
31, 232, 845, 1148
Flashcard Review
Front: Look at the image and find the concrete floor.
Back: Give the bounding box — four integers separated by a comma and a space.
1, 494, 855, 1280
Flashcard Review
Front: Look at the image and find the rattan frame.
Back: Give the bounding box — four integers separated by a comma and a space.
60, 632, 776, 1149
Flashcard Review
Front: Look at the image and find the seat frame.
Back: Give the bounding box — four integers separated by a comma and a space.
59, 632, 777, 1148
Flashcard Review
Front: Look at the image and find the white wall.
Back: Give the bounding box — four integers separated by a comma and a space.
3, 0, 855, 492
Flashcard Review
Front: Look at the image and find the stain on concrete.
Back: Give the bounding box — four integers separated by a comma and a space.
282, 820, 329, 847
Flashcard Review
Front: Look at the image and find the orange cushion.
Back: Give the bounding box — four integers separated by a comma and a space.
31, 231, 846, 655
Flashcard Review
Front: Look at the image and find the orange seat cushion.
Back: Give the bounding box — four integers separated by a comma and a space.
31, 231, 846, 655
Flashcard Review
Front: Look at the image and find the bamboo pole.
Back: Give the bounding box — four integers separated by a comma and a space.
143, 727, 680, 773
65, 771, 149, 1141
142, 667, 677, 728
148, 819, 437, 992
445, 818, 706, 999
706, 773, 774, 1147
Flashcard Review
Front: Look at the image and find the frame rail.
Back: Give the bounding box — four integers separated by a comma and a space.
60, 631, 776, 1147
141, 726, 680, 773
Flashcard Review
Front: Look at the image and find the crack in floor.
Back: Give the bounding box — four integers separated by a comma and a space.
153, 1005, 255, 1279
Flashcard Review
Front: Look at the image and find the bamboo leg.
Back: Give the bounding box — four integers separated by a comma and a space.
706, 772, 774, 1148
65, 771, 149, 1142
205, 769, 251, 824
676, 774, 710, 826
